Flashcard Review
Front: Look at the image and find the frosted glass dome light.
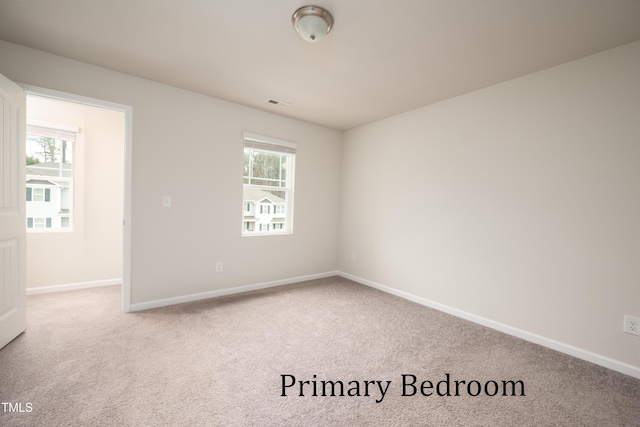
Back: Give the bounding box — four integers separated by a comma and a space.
292, 6, 334, 42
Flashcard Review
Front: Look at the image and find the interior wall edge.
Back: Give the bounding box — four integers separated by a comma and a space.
129, 270, 339, 312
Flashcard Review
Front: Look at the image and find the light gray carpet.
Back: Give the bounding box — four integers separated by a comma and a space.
1, 276, 639, 426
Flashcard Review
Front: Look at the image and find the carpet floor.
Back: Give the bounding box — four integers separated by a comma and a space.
0, 276, 639, 426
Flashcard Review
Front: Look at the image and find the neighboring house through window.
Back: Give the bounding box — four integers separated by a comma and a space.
242, 132, 296, 235
25, 122, 77, 231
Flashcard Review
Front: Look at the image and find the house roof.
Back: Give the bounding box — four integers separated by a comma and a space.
26, 179, 59, 187
243, 188, 285, 204
26, 162, 72, 178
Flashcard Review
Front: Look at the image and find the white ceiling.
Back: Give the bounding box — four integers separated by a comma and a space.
1, 0, 639, 131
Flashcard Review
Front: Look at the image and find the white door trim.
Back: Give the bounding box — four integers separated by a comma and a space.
20, 84, 133, 312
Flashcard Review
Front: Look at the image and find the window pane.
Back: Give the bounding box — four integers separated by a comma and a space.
242, 187, 290, 234
26, 135, 73, 175
32, 188, 44, 201
243, 148, 288, 187
26, 134, 74, 231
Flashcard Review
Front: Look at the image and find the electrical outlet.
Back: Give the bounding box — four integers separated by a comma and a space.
351, 253, 356, 262
162, 195, 172, 208
215, 262, 223, 273
623, 315, 640, 336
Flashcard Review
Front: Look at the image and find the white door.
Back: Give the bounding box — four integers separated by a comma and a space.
0, 73, 26, 349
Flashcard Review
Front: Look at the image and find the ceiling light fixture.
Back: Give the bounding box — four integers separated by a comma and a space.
292, 5, 334, 42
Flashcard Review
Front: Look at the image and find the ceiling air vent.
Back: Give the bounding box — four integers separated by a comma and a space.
266, 99, 290, 108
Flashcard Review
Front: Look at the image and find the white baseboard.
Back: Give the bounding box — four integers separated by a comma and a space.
337, 271, 640, 380
27, 278, 122, 295
129, 271, 338, 312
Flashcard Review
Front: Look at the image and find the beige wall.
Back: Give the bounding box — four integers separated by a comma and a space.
339, 41, 640, 369
0, 39, 342, 304
25, 96, 124, 288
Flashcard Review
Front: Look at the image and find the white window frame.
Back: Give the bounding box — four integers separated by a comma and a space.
25, 120, 77, 233
242, 132, 296, 236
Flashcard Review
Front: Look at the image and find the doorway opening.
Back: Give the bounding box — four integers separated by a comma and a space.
22, 86, 132, 312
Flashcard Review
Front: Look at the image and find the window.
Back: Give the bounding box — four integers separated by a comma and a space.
27, 217, 52, 229
242, 132, 296, 235
26, 187, 50, 202
25, 123, 76, 231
